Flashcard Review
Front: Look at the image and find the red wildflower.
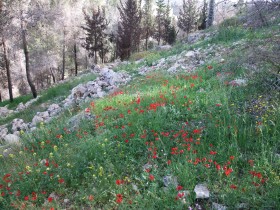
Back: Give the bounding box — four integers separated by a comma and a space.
207, 65, 213, 70
230, 184, 237, 189
24, 196, 29, 201
149, 174, 155, 181
90, 101, 95, 108
224, 168, 233, 176
58, 178, 65, 184
230, 156, 235, 160
88, 194, 94, 201
116, 180, 124, 185
177, 192, 185, 198
210, 151, 217, 155
48, 197, 53, 203
85, 107, 90, 113
116, 194, 123, 204
176, 185, 183, 191
216, 164, 221, 171
136, 97, 141, 105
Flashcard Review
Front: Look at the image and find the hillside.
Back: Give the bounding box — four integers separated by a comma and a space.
0, 19, 280, 209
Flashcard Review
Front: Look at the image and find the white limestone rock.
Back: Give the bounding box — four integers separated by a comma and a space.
194, 183, 210, 199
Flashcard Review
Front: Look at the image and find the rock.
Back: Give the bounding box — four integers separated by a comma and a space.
163, 175, 178, 187
16, 103, 26, 112
0, 106, 13, 118
142, 163, 152, 171
71, 84, 87, 100
0, 126, 8, 139
156, 45, 172, 51
4, 134, 21, 145
47, 104, 61, 117
31, 116, 44, 126
212, 202, 227, 210
194, 183, 210, 199
229, 78, 247, 86
185, 51, 196, 58
11, 118, 28, 133
64, 198, 70, 204
68, 111, 95, 131
92, 65, 101, 73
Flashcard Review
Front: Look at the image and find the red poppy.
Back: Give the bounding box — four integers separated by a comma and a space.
149, 174, 155, 181
48, 197, 53, 203
88, 194, 94, 201
207, 65, 213, 70
116, 180, 124, 185
58, 178, 65, 184
225, 168, 233, 176
116, 194, 123, 203
24, 196, 29, 201
176, 185, 183, 191
230, 184, 237, 189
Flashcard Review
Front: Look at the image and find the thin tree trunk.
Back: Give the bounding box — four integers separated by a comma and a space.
62, 28, 66, 80
50, 67, 56, 83
74, 42, 78, 76
21, 18, 37, 98
207, 0, 215, 28
0, 91, 2, 102
2, 37, 13, 102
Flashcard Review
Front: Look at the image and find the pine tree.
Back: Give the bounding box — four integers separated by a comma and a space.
142, 0, 154, 50
117, 0, 142, 60
81, 7, 109, 64
163, 1, 176, 45
154, 0, 165, 45
198, 0, 208, 30
177, 0, 198, 37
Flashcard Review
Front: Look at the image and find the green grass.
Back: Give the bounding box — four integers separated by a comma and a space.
0, 63, 279, 209
1, 20, 280, 209
0, 73, 97, 126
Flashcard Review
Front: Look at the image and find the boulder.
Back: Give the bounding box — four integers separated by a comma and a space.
47, 104, 61, 117
16, 103, 26, 112
0, 126, 8, 139
11, 118, 29, 133
194, 183, 210, 199
0, 106, 13, 118
4, 134, 21, 145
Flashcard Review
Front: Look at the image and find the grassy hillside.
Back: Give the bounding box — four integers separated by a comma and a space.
0, 22, 279, 209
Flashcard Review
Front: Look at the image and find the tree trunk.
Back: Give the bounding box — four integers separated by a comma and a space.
0, 91, 2, 102
50, 67, 56, 83
2, 37, 13, 102
21, 19, 37, 98
61, 29, 66, 80
207, 0, 215, 28
74, 42, 78, 76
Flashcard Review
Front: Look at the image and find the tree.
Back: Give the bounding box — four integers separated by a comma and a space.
82, 7, 109, 64
142, 0, 154, 50
163, 0, 176, 45
207, 0, 215, 28
117, 0, 142, 60
154, 0, 166, 45
177, 0, 198, 37
198, 0, 208, 30
0, 0, 13, 102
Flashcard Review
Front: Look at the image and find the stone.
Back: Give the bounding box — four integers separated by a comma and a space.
194, 183, 210, 199
16, 103, 26, 112
31, 115, 44, 126
71, 84, 87, 100
163, 175, 178, 187
156, 45, 172, 51
229, 78, 247, 86
185, 51, 196, 58
0, 106, 13, 118
4, 134, 21, 145
212, 202, 227, 210
48, 104, 61, 117
11, 118, 28, 132
0, 126, 8, 139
